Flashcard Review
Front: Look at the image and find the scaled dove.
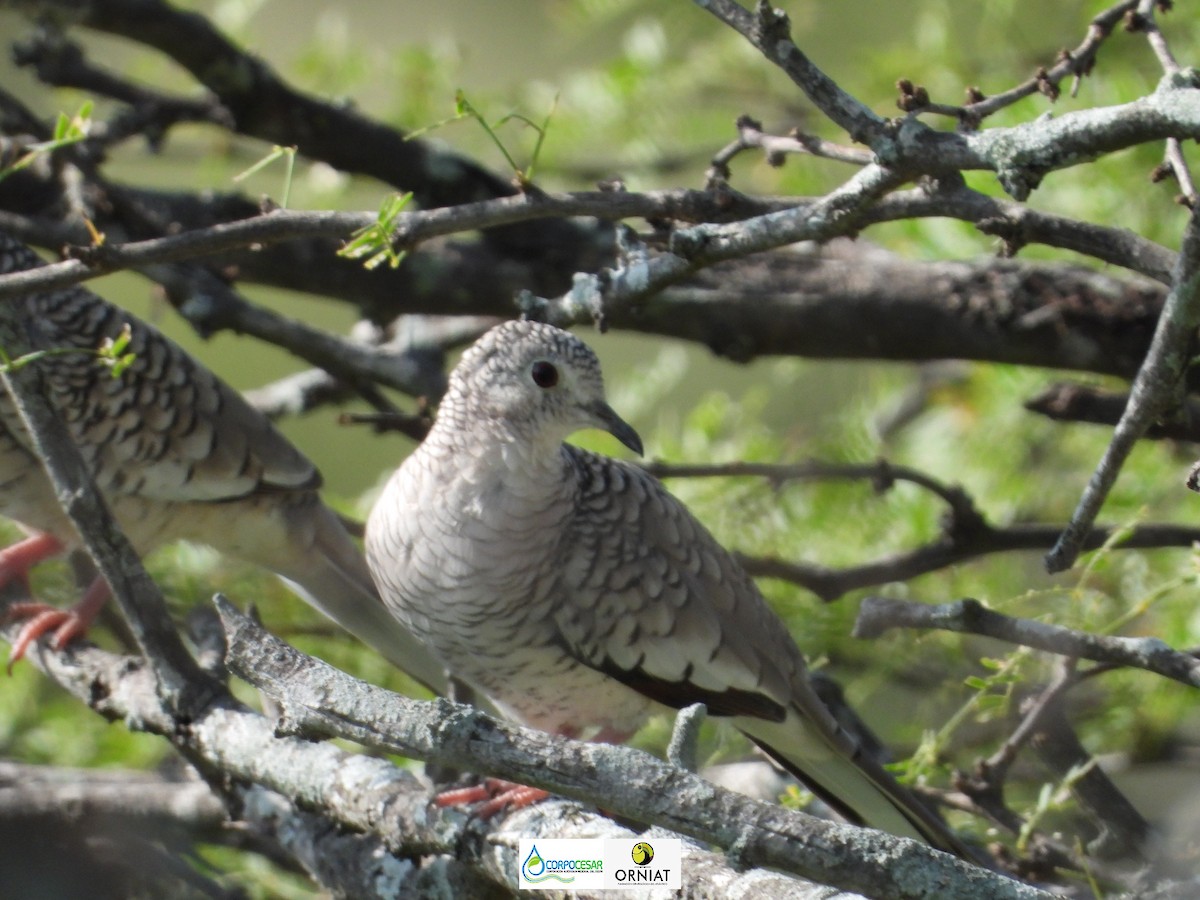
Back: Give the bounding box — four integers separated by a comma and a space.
366, 319, 971, 855
0, 231, 446, 693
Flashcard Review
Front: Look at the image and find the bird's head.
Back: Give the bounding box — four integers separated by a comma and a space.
440, 320, 643, 456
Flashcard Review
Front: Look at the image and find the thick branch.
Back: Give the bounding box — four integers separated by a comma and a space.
0, 597, 1042, 899
0, 208, 1175, 385
217, 598, 1042, 900
0, 761, 226, 831
235, 786, 504, 899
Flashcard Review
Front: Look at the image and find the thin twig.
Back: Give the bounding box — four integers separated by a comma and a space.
1159, 138, 1197, 208
644, 457, 978, 515
979, 659, 1080, 786
740, 519, 1200, 601
706, 114, 871, 186
853, 596, 1200, 688
909, 1, 1138, 125
1024, 687, 1152, 857
693, 0, 886, 144
647, 457, 1200, 601
1047, 207, 1200, 572
1131, 0, 1181, 76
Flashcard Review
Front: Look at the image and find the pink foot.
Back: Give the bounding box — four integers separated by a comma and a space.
5, 576, 111, 671
6, 605, 87, 672
435, 778, 550, 819
0, 533, 64, 590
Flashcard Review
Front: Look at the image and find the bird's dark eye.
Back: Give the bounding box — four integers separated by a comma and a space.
531, 360, 559, 388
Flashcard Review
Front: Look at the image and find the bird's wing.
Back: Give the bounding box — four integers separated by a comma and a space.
553, 448, 803, 722
554, 449, 976, 857
0, 235, 318, 503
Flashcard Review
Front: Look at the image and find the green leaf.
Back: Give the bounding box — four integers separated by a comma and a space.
338, 192, 413, 269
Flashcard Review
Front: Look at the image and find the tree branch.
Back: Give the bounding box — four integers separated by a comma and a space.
0, 592, 1044, 899
647, 458, 1200, 601
1047, 206, 1200, 571
694, 1, 887, 144
1025, 382, 1200, 440
0, 314, 208, 697
1024, 690, 1153, 859
853, 596, 1200, 689
217, 597, 1044, 900
0, 761, 226, 832
706, 115, 872, 186
738, 517, 1200, 602
896, 2, 1136, 126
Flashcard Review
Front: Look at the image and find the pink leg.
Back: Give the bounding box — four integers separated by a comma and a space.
434, 725, 632, 819
0, 533, 64, 590
435, 778, 550, 819
6, 575, 111, 671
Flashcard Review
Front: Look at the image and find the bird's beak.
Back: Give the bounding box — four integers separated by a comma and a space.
589, 401, 644, 456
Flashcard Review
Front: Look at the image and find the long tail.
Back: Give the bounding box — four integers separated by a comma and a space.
740, 710, 984, 863
271, 501, 450, 696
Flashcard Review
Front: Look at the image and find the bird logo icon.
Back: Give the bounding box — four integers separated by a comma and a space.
631, 842, 654, 866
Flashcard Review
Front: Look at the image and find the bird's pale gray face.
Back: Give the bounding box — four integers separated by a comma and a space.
447, 320, 643, 455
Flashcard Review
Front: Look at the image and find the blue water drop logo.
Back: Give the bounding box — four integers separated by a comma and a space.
523, 844, 546, 879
